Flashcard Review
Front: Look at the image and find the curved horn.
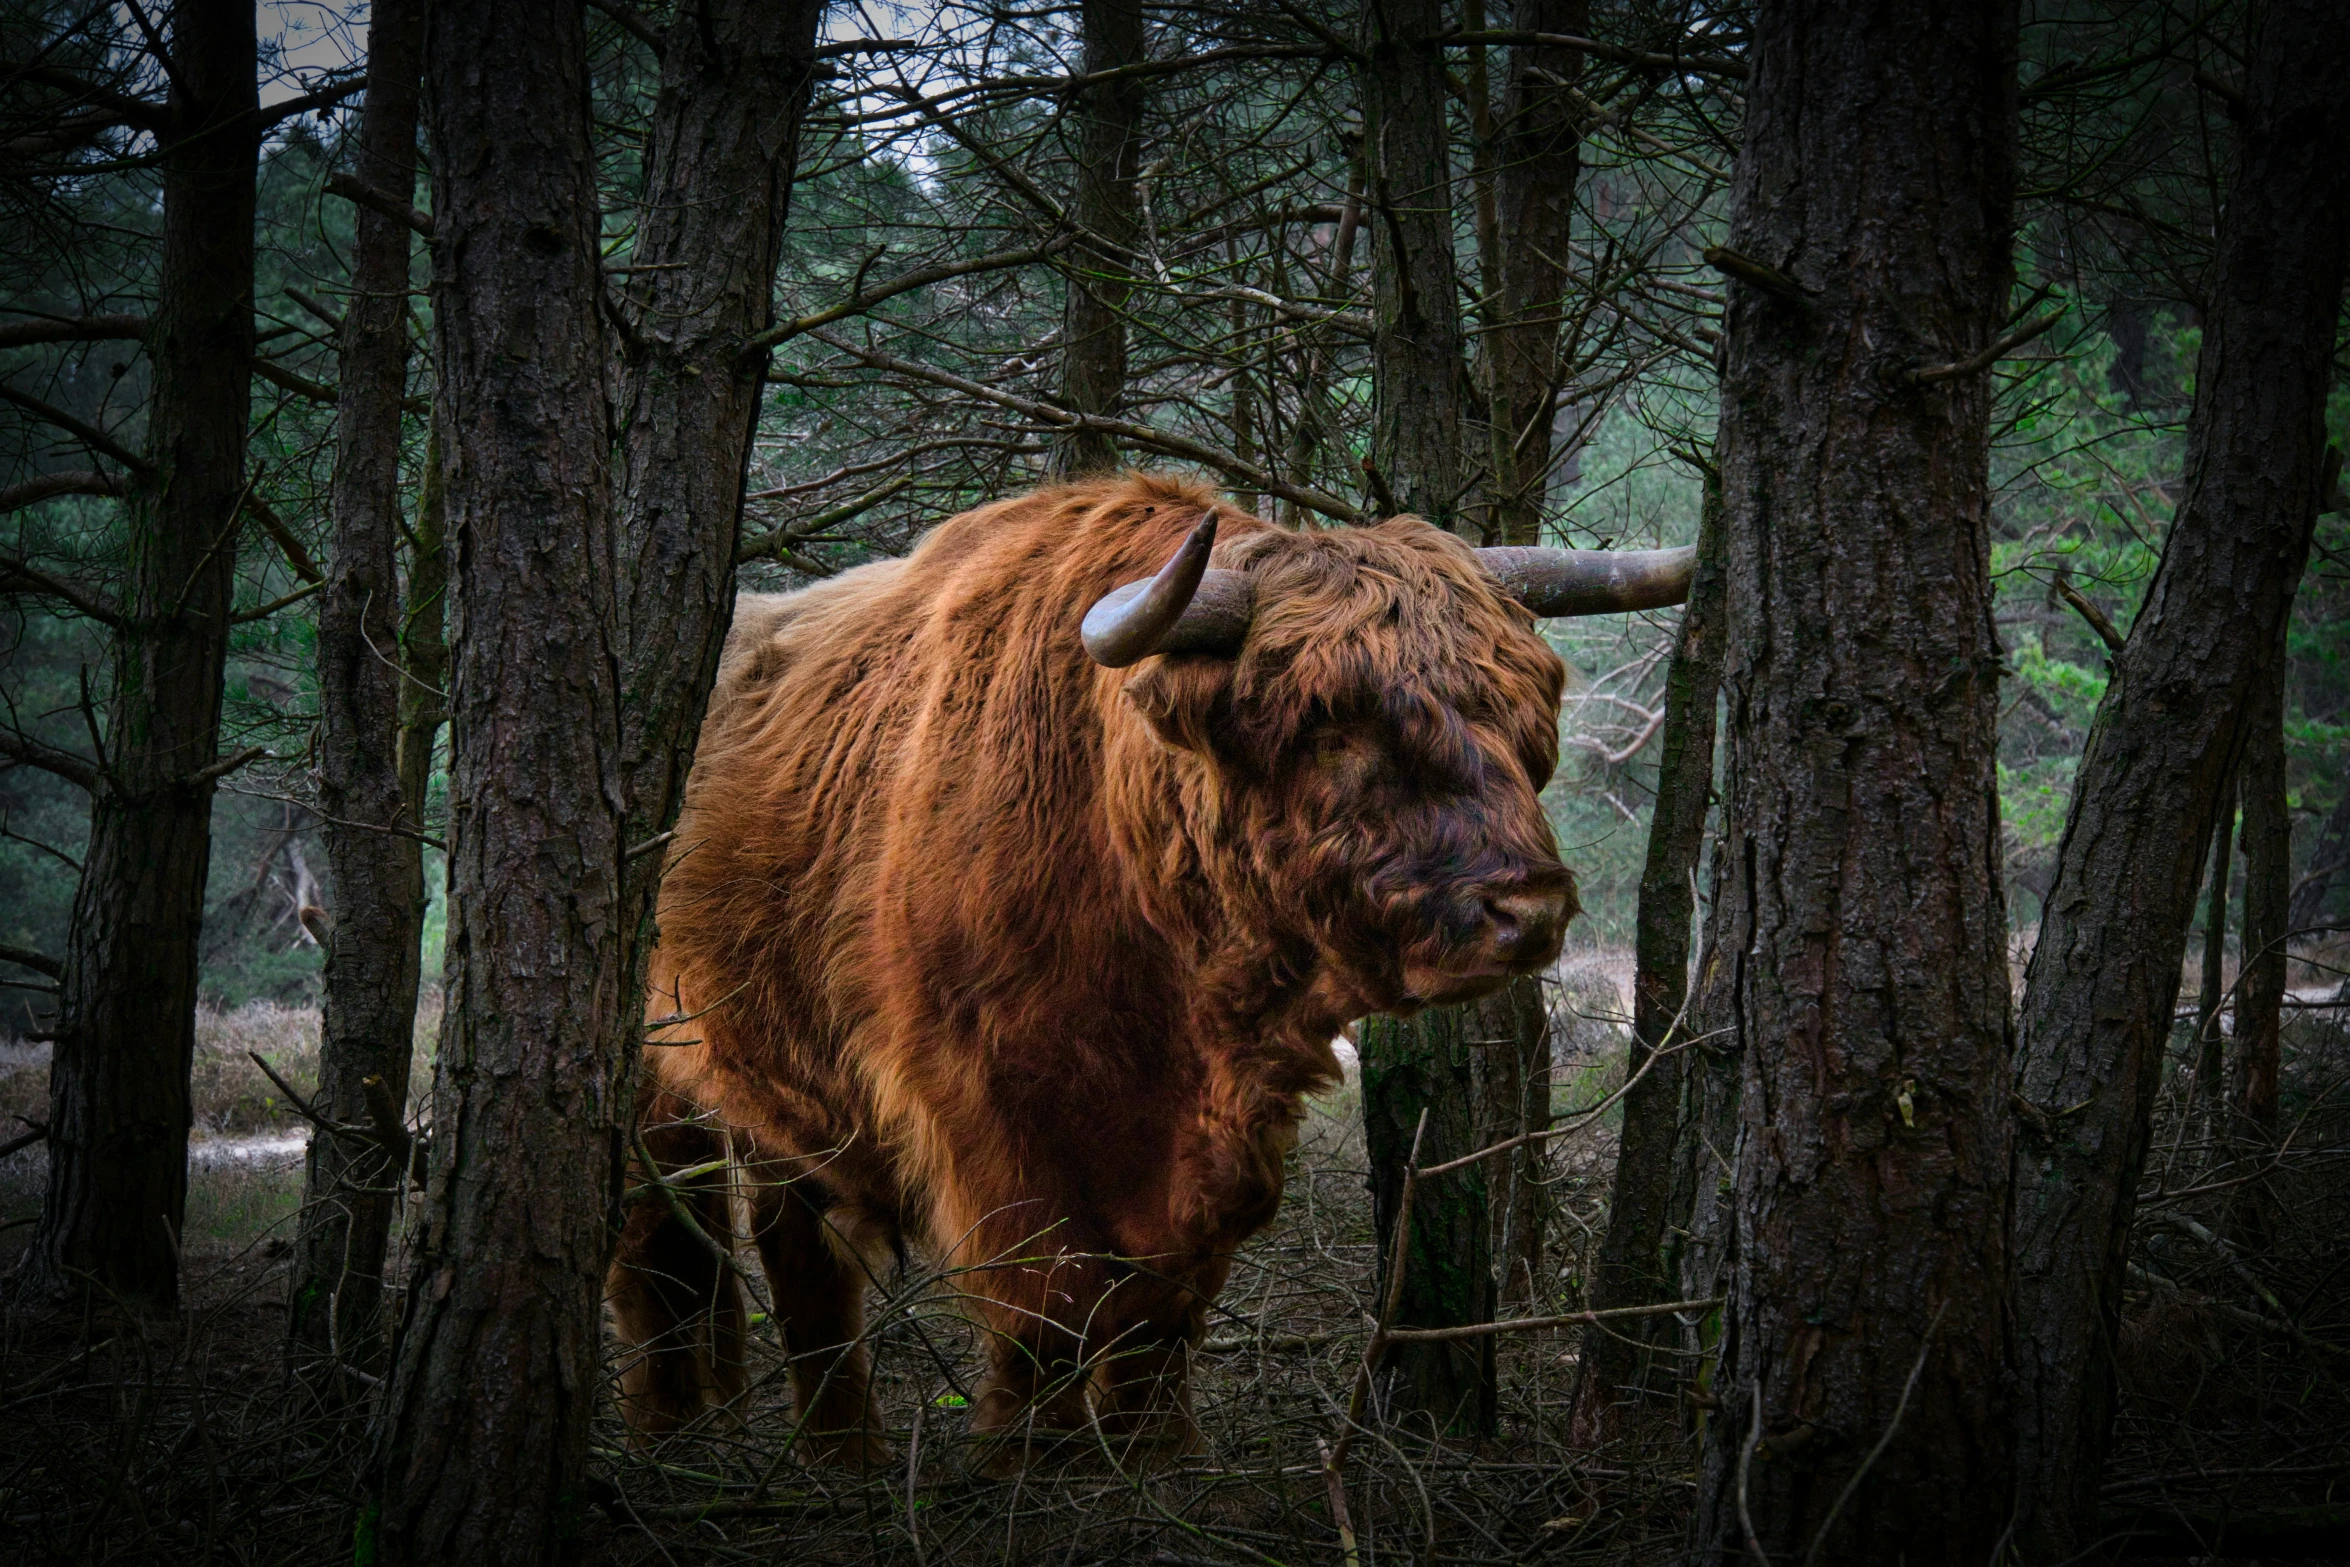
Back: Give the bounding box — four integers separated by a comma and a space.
1081, 511, 1257, 667
1478, 545, 1698, 617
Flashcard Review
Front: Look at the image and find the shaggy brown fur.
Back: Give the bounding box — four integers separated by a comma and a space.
611, 473, 1575, 1467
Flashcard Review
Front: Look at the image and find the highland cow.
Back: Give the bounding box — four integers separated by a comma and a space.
609, 472, 1691, 1467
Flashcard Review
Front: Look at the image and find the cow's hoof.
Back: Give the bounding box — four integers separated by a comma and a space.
962, 1423, 1101, 1479
615, 1399, 705, 1449
798, 1425, 892, 1469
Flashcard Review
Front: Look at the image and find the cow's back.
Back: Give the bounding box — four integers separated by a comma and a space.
649, 476, 1241, 1223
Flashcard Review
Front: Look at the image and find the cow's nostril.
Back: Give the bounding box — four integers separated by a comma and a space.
1482, 891, 1565, 957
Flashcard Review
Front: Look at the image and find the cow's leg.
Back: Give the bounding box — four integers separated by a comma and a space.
745, 1173, 890, 1466
966, 1255, 1102, 1475
1092, 1268, 1216, 1463
608, 1101, 748, 1440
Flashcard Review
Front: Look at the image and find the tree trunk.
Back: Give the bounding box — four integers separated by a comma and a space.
2228, 663, 2290, 1243
289, 0, 427, 1391
1484, 1, 1584, 548
1691, 3, 2021, 1560
1361, 0, 1464, 530
1354, 0, 1504, 1434
2006, 3, 2349, 1556
1666, 931, 1740, 1399
19, 0, 257, 1311
610, 0, 825, 1051
366, 2, 626, 1559
1475, 976, 1548, 1306
1571, 462, 1725, 1442
1359, 1003, 1497, 1439
1279, 169, 1360, 525
1048, 0, 1145, 477
2193, 781, 2234, 1125
398, 418, 449, 837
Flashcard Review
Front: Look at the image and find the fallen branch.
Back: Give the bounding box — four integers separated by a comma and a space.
1379, 1296, 1721, 1344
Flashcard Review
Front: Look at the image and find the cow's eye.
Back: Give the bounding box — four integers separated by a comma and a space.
1311, 729, 1352, 764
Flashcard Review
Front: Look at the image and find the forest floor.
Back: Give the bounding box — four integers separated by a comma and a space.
0, 968, 2344, 1564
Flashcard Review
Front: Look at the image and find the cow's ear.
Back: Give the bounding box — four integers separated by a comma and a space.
1122, 654, 1237, 754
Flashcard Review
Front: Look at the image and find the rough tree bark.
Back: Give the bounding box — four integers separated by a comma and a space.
1353, 0, 1504, 1435
1358, 1007, 1497, 1437
288, 0, 426, 1389
1690, 3, 2021, 1560
1483, 983, 1551, 1309
1454, 5, 1589, 1308
20, 0, 257, 1310
1048, 0, 1145, 477
365, 2, 627, 1560
1360, 0, 1465, 530
2006, 3, 2350, 1556
2194, 781, 2235, 1119
1570, 463, 1724, 1442
611, 0, 824, 1026
1484, 1, 1584, 548
398, 420, 448, 843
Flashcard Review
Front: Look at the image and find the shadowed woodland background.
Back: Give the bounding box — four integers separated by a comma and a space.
1, 0, 2348, 1563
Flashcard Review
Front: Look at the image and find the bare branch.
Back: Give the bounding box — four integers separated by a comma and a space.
744, 240, 1074, 359
0, 724, 97, 790
256, 74, 367, 129
232, 579, 325, 623
1907, 309, 2067, 384
0, 381, 152, 474
586, 0, 665, 57
2054, 574, 2126, 653
1447, 28, 1748, 80
324, 170, 434, 239
186, 744, 271, 788
243, 493, 324, 584
0, 59, 169, 133
0, 469, 122, 513
738, 475, 913, 563
0, 313, 146, 350
804, 330, 1359, 523
0, 943, 62, 980
1380, 1296, 1723, 1344
0, 552, 122, 626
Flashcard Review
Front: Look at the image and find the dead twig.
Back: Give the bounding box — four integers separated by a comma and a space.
1379, 1296, 1720, 1344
